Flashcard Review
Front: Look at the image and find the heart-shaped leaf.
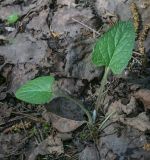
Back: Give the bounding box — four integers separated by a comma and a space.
15, 76, 55, 104
92, 21, 135, 74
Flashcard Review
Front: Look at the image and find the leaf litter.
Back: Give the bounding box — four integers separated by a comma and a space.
0, 0, 150, 159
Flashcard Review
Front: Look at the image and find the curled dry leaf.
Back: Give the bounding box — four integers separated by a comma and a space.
107, 96, 137, 121
134, 89, 150, 110
43, 111, 86, 133
28, 135, 64, 160
120, 112, 150, 132
107, 97, 150, 132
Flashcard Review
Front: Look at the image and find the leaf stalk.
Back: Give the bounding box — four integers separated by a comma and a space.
95, 67, 110, 111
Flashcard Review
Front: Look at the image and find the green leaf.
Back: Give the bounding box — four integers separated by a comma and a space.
7, 13, 19, 25
15, 76, 55, 104
92, 21, 135, 74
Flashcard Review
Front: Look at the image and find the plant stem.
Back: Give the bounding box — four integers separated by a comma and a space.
95, 67, 110, 111
55, 93, 93, 125
99, 111, 115, 131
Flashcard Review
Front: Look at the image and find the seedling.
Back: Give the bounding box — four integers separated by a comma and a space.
15, 76, 93, 124
15, 21, 135, 124
92, 21, 135, 111
6, 13, 19, 25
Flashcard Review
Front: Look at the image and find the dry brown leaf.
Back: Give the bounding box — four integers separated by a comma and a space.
28, 135, 64, 160
79, 144, 100, 160
0, 133, 24, 159
107, 97, 150, 132
51, 8, 94, 37
134, 89, 150, 110
120, 112, 150, 132
43, 111, 86, 133
57, 132, 72, 141
107, 96, 137, 121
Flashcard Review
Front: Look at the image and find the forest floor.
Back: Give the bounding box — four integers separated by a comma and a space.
0, 0, 150, 160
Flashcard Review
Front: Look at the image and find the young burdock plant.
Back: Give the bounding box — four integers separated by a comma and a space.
15, 76, 93, 125
92, 21, 135, 114
15, 21, 135, 125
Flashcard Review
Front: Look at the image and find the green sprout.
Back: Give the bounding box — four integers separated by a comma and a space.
92, 21, 135, 111
15, 21, 135, 124
6, 13, 19, 25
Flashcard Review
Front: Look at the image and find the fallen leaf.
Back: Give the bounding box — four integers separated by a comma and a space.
134, 89, 150, 110
28, 135, 64, 160
107, 98, 150, 132
51, 8, 94, 37
79, 144, 100, 160
120, 112, 150, 132
0, 133, 24, 159
107, 96, 137, 121
43, 111, 85, 133
57, 132, 72, 141
45, 97, 85, 121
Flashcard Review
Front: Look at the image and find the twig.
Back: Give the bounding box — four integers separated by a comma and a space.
72, 18, 100, 36
132, 56, 142, 65
133, 51, 142, 56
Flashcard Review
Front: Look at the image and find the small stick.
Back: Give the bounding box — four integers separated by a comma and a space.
133, 51, 142, 56
132, 56, 142, 65
72, 18, 100, 36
